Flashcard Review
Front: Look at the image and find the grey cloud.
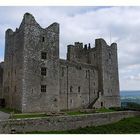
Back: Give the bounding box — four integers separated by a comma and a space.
0, 6, 140, 90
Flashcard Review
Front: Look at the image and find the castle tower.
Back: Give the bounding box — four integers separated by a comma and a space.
67, 42, 90, 63
3, 13, 60, 112
3, 27, 24, 111
95, 38, 121, 108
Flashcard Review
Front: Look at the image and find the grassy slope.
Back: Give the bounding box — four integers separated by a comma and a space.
26, 116, 140, 134
12, 113, 47, 119
0, 108, 21, 114
0, 107, 116, 119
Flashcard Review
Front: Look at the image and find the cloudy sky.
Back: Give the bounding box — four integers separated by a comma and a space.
0, 6, 140, 91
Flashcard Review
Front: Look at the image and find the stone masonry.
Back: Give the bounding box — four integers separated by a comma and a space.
0, 62, 4, 98
0, 111, 139, 134
0, 13, 121, 113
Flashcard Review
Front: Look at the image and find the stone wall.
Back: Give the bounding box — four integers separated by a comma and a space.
94, 39, 120, 108
0, 62, 4, 98
3, 26, 24, 111
3, 13, 60, 113
59, 59, 98, 110
66, 38, 120, 109
21, 13, 60, 113
0, 111, 139, 134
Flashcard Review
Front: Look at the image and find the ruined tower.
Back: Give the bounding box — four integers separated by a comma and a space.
94, 39, 121, 108
66, 39, 121, 108
3, 13, 60, 112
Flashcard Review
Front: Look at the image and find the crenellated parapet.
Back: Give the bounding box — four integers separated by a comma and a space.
67, 42, 93, 64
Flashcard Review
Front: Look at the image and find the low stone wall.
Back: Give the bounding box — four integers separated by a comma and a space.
0, 111, 140, 134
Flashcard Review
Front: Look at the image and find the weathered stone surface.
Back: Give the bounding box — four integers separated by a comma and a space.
0, 111, 10, 120
0, 62, 4, 98
2, 13, 120, 113
0, 111, 139, 134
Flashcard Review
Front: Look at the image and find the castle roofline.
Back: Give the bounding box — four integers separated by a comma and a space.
19, 12, 41, 29
18, 13, 59, 32
95, 38, 117, 48
5, 28, 14, 36
5, 12, 59, 35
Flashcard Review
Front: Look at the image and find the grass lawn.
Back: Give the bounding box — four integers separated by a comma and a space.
0, 106, 126, 120
0, 107, 21, 114
11, 113, 48, 119
95, 108, 115, 113
13, 111, 91, 119
26, 116, 140, 134
0, 107, 118, 119
11, 108, 117, 119
0, 108, 47, 119
66, 111, 93, 115
66, 108, 115, 115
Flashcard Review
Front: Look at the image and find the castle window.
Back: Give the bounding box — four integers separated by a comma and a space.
41, 52, 47, 59
41, 67, 47, 76
101, 92, 104, 96
8, 71, 10, 77
108, 89, 110, 93
41, 85, 46, 92
62, 67, 64, 77
94, 54, 96, 59
70, 86, 73, 92
7, 86, 9, 92
86, 70, 88, 78
54, 98, 57, 102
70, 99, 73, 104
101, 102, 103, 107
14, 86, 16, 92
109, 52, 111, 59
42, 36, 45, 42
78, 86, 80, 92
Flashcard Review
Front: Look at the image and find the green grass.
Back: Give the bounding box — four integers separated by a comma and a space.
66, 111, 92, 115
126, 102, 140, 109
0, 107, 21, 114
66, 108, 115, 115
95, 108, 115, 113
0, 108, 116, 119
11, 113, 48, 119
9, 109, 115, 119
0, 108, 48, 119
26, 116, 140, 134
0, 107, 126, 119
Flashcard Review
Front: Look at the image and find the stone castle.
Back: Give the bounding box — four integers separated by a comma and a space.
0, 13, 120, 113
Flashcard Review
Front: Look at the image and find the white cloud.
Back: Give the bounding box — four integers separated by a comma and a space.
0, 6, 140, 90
